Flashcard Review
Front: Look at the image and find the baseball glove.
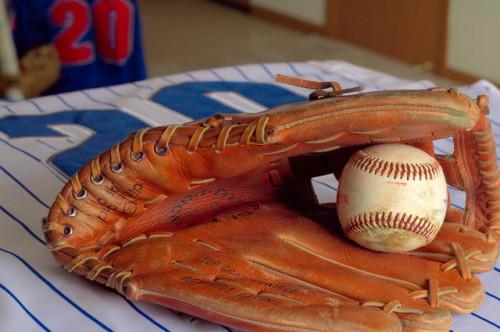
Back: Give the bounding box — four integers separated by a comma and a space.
0, 44, 60, 99
44, 76, 499, 332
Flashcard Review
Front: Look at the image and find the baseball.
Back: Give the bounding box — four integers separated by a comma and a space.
336, 143, 447, 253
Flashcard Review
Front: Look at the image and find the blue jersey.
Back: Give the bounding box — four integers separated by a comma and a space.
9, 0, 146, 94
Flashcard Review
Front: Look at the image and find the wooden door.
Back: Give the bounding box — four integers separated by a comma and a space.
326, 0, 448, 70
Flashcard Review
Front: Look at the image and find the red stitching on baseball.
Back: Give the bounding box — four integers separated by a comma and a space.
350, 150, 441, 180
345, 211, 437, 242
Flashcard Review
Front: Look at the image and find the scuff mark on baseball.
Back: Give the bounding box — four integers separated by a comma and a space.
336, 143, 448, 253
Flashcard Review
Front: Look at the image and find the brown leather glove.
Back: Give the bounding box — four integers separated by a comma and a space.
44, 78, 499, 332
0, 44, 60, 99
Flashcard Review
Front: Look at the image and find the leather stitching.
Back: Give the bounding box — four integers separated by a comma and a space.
472, 122, 500, 229
346, 211, 437, 242
350, 150, 441, 180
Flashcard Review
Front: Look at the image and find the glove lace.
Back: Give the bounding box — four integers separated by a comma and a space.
275, 74, 362, 100
472, 123, 500, 232
54, 114, 271, 221
439, 242, 480, 280
361, 300, 423, 314
409, 279, 457, 308
51, 233, 175, 288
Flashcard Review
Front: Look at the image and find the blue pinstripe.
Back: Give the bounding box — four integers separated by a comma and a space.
450, 203, 465, 210
259, 64, 275, 78
0, 247, 112, 331
0, 167, 51, 209
184, 72, 198, 81
27, 100, 46, 113
0, 283, 51, 331
286, 62, 302, 77
106, 87, 127, 97
233, 66, 251, 81
36, 139, 58, 151
486, 291, 500, 301
81, 90, 117, 108
313, 68, 367, 89
1, 206, 45, 245
470, 313, 500, 329
4, 105, 16, 114
121, 295, 170, 332
106, 87, 146, 101
159, 76, 175, 84
1, 137, 42, 161
0, 138, 66, 183
208, 69, 225, 81
312, 179, 338, 192
132, 81, 156, 91
53, 95, 76, 110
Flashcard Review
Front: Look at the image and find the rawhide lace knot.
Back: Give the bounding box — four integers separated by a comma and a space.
409, 279, 457, 308
202, 113, 233, 128
439, 242, 480, 280
362, 300, 423, 314
275, 74, 362, 101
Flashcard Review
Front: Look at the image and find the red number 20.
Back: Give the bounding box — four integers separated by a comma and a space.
50, 0, 133, 66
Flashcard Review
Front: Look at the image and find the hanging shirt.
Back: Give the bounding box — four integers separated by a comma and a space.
9, 0, 146, 94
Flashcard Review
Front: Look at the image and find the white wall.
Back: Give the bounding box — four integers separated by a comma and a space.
447, 0, 500, 81
250, 0, 326, 26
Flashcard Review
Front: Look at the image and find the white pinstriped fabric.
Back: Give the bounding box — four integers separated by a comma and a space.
0, 61, 498, 332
